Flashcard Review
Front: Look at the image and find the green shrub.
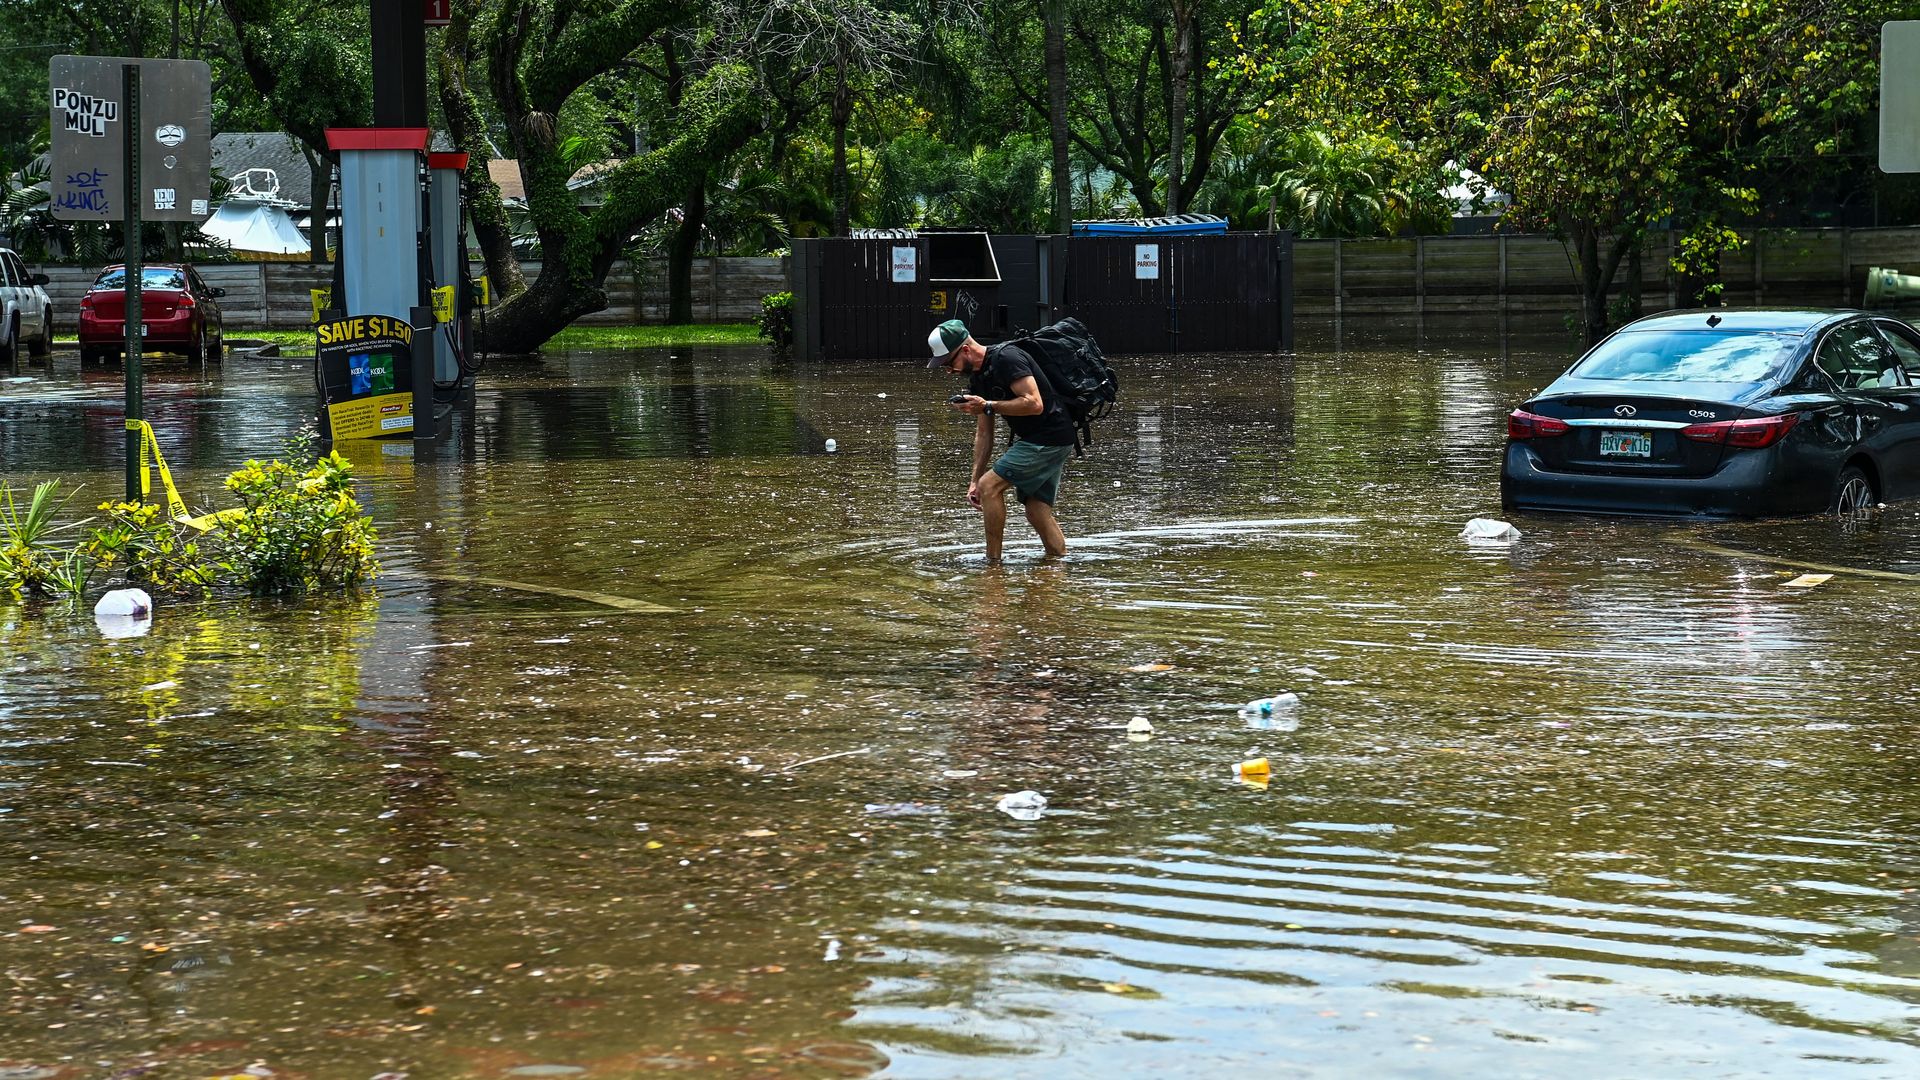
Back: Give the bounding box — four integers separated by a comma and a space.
211, 448, 379, 594
0, 430, 378, 604
757, 291, 794, 350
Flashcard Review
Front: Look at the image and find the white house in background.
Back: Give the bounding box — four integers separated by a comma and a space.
200, 169, 309, 258
209, 132, 335, 246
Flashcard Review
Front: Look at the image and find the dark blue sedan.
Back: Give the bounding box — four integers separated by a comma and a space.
1502, 309, 1920, 517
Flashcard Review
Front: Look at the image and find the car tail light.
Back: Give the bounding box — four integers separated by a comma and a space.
80, 294, 95, 310
1680, 413, 1799, 449
1508, 409, 1569, 440
177, 294, 195, 308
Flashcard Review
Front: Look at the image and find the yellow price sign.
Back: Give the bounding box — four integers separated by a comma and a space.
430, 285, 457, 324
309, 287, 333, 324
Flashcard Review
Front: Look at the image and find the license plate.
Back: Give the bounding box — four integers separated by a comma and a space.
1600, 430, 1652, 457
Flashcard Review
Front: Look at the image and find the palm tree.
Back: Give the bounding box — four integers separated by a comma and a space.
1261, 131, 1414, 239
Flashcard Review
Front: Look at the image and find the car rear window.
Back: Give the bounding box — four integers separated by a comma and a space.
1569, 330, 1796, 383
92, 268, 187, 290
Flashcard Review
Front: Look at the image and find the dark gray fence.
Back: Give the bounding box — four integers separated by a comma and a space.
794, 231, 1294, 360
1051, 232, 1291, 353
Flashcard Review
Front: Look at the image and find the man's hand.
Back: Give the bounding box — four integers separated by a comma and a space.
967, 479, 982, 509
951, 394, 987, 415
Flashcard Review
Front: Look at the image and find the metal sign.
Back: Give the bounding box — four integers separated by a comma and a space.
48, 55, 211, 221
1883, 22, 1920, 173
424, 0, 453, 26
891, 246, 917, 283
1134, 243, 1161, 280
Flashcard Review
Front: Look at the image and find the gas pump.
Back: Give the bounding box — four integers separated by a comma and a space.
314, 0, 467, 443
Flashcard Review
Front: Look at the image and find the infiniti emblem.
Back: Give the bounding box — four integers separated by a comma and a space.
1614, 404, 1638, 417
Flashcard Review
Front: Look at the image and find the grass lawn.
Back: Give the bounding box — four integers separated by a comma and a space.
544, 324, 764, 349
226, 330, 316, 348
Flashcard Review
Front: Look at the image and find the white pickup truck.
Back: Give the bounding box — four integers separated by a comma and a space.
0, 247, 52, 363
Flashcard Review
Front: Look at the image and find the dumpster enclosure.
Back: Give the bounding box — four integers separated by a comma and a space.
791, 218, 1293, 361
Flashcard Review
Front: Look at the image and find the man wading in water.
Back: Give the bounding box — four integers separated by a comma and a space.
929, 319, 1076, 564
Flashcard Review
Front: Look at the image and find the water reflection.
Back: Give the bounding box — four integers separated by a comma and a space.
0, 335, 1918, 1076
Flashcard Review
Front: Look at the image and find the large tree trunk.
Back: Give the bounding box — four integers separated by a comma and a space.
668, 178, 706, 325
830, 54, 853, 236
439, 0, 525, 300
1569, 221, 1636, 345
1166, 1, 1194, 215
1044, 0, 1072, 232
482, 257, 615, 355
475, 3, 756, 353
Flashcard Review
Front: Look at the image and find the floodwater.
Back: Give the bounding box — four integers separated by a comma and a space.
2, 326, 1918, 1079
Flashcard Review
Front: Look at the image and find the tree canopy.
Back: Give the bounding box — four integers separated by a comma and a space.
0, 0, 1913, 349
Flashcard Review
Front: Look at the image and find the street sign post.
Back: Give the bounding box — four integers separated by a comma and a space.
1882, 22, 1920, 173
49, 55, 211, 499
49, 56, 212, 223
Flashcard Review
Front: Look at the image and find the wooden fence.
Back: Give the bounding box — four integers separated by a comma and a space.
1294, 228, 1920, 317
30, 228, 1920, 336
27, 256, 789, 333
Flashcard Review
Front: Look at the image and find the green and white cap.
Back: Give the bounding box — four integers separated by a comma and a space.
927, 319, 969, 367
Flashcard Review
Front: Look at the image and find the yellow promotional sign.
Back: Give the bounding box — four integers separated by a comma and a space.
476, 274, 491, 306
309, 287, 333, 324
316, 314, 415, 439
430, 285, 456, 324
325, 394, 415, 441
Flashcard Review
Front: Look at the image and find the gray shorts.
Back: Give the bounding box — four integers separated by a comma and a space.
992, 440, 1073, 505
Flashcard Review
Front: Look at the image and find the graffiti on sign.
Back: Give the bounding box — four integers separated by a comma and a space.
53, 169, 110, 216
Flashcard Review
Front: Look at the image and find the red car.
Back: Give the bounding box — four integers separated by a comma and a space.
78, 264, 226, 364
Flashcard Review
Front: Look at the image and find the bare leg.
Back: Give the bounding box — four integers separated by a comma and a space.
1024, 498, 1067, 557
978, 471, 1011, 564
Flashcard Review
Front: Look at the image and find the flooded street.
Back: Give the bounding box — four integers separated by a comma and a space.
3, 330, 1919, 1078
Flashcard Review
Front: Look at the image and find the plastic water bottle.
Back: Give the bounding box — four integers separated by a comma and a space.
1238, 692, 1299, 716
824, 438, 838, 453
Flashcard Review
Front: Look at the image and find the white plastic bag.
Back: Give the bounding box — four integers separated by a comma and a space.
1460, 518, 1521, 543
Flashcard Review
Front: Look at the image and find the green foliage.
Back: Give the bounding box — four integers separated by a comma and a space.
0, 481, 83, 598
1260, 131, 1436, 239
757, 291, 795, 350
1243, 0, 1891, 340
213, 443, 378, 595
868, 130, 1051, 232
85, 500, 219, 593
0, 433, 378, 606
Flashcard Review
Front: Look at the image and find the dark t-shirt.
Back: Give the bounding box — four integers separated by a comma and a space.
969, 343, 1077, 446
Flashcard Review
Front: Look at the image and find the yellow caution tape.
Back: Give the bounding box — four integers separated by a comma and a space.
122, 420, 244, 532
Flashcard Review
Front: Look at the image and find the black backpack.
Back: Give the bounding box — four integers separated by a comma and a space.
1001, 317, 1119, 455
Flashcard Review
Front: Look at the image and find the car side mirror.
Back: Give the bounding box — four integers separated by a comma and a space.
30, 273, 49, 286
211, 287, 227, 297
